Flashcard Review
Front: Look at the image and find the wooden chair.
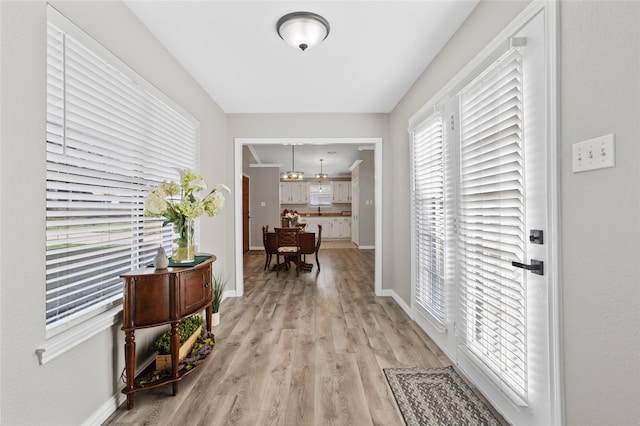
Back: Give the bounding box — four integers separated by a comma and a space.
275, 227, 301, 277
262, 226, 278, 271
314, 225, 322, 271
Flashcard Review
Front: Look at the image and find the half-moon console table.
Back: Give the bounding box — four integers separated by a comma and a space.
120, 254, 216, 409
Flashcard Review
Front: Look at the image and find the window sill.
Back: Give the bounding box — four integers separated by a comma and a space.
36, 306, 123, 365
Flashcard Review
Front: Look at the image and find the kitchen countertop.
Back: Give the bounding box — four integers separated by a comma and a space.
298, 213, 351, 218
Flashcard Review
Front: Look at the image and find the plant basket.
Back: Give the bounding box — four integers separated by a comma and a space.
155, 325, 202, 371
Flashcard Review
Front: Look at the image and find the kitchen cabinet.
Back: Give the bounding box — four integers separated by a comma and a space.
280, 181, 309, 204
302, 216, 350, 239
331, 217, 351, 239
300, 216, 351, 240
303, 218, 318, 234
338, 217, 351, 239
331, 181, 351, 203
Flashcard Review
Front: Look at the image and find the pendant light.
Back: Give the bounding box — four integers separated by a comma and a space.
282, 145, 304, 180
276, 11, 330, 52
315, 159, 328, 179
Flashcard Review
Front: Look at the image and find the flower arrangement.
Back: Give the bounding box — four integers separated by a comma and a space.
282, 209, 299, 227
145, 170, 229, 262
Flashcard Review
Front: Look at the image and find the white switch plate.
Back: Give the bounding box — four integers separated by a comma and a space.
572, 134, 615, 173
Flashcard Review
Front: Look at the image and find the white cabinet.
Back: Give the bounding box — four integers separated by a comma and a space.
280, 181, 309, 204
318, 218, 332, 237
301, 217, 350, 239
331, 181, 352, 203
330, 218, 340, 238
303, 219, 318, 235
338, 217, 351, 239
328, 217, 351, 239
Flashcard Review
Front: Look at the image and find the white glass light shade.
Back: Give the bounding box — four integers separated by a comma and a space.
277, 12, 330, 51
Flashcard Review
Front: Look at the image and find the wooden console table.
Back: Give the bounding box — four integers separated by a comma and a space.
121, 254, 216, 409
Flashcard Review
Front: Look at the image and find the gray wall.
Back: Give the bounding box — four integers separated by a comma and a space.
228, 112, 388, 252
389, 1, 640, 425
0, 1, 228, 424
388, 0, 528, 303
560, 1, 639, 423
357, 150, 376, 247
247, 167, 281, 248
2, 1, 638, 425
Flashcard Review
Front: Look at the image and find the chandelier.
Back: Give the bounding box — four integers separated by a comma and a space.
276, 11, 330, 52
282, 145, 304, 180
315, 159, 328, 179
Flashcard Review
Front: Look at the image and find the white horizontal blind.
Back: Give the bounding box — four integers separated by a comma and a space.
457, 49, 527, 400
411, 114, 446, 326
309, 184, 332, 206
46, 19, 198, 331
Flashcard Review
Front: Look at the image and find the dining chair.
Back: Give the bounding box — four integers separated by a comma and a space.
275, 227, 301, 277
262, 226, 278, 271
314, 224, 322, 271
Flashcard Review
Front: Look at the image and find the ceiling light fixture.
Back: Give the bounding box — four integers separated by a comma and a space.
276, 11, 330, 52
315, 159, 328, 179
282, 145, 304, 180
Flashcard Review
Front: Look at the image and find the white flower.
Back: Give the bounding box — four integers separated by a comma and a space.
215, 183, 231, 194
145, 190, 168, 216
144, 169, 228, 223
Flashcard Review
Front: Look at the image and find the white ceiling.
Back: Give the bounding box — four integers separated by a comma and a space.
124, 0, 479, 114
125, 1, 478, 176
248, 142, 374, 178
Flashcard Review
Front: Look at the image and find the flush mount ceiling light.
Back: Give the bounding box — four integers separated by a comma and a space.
315, 159, 328, 179
282, 145, 304, 180
276, 11, 330, 51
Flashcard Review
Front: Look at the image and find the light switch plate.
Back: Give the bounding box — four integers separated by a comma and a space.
572, 134, 615, 173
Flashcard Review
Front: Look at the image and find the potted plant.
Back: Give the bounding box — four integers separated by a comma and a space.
154, 315, 204, 370
211, 272, 226, 326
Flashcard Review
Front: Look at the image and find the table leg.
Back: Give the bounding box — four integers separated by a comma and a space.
171, 322, 180, 396
124, 330, 136, 409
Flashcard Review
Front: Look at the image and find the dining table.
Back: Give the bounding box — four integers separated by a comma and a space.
266, 230, 318, 272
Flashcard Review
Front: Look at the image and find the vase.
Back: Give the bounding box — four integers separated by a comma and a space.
154, 246, 169, 269
172, 219, 195, 263
211, 312, 220, 327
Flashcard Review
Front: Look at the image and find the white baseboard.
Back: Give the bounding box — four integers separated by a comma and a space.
249, 245, 264, 251
221, 289, 237, 301
358, 245, 375, 250
380, 288, 413, 320
82, 391, 127, 426
81, 354, 155, 425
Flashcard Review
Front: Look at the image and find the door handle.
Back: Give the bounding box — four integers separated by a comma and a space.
512, 259, 544, 275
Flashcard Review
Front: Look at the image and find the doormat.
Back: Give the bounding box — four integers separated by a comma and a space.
384, 366, 503, 426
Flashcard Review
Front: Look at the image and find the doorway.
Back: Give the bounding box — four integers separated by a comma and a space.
233, 137, 383, 297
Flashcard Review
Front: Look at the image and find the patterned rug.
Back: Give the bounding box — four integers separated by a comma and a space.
384, 366, 503, 426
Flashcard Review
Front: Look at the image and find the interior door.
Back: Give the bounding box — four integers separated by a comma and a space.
242, 175, 250, 252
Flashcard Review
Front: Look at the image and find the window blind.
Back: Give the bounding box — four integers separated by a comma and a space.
411, 114, 446, 327
46, 19, 198, 331
457, 49, 527, 400
309, 184, 332, 207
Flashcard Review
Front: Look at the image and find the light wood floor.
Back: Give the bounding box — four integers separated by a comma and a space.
104, 248, 454, 425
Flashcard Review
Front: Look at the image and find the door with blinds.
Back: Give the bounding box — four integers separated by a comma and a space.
410, 9, 557, 425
